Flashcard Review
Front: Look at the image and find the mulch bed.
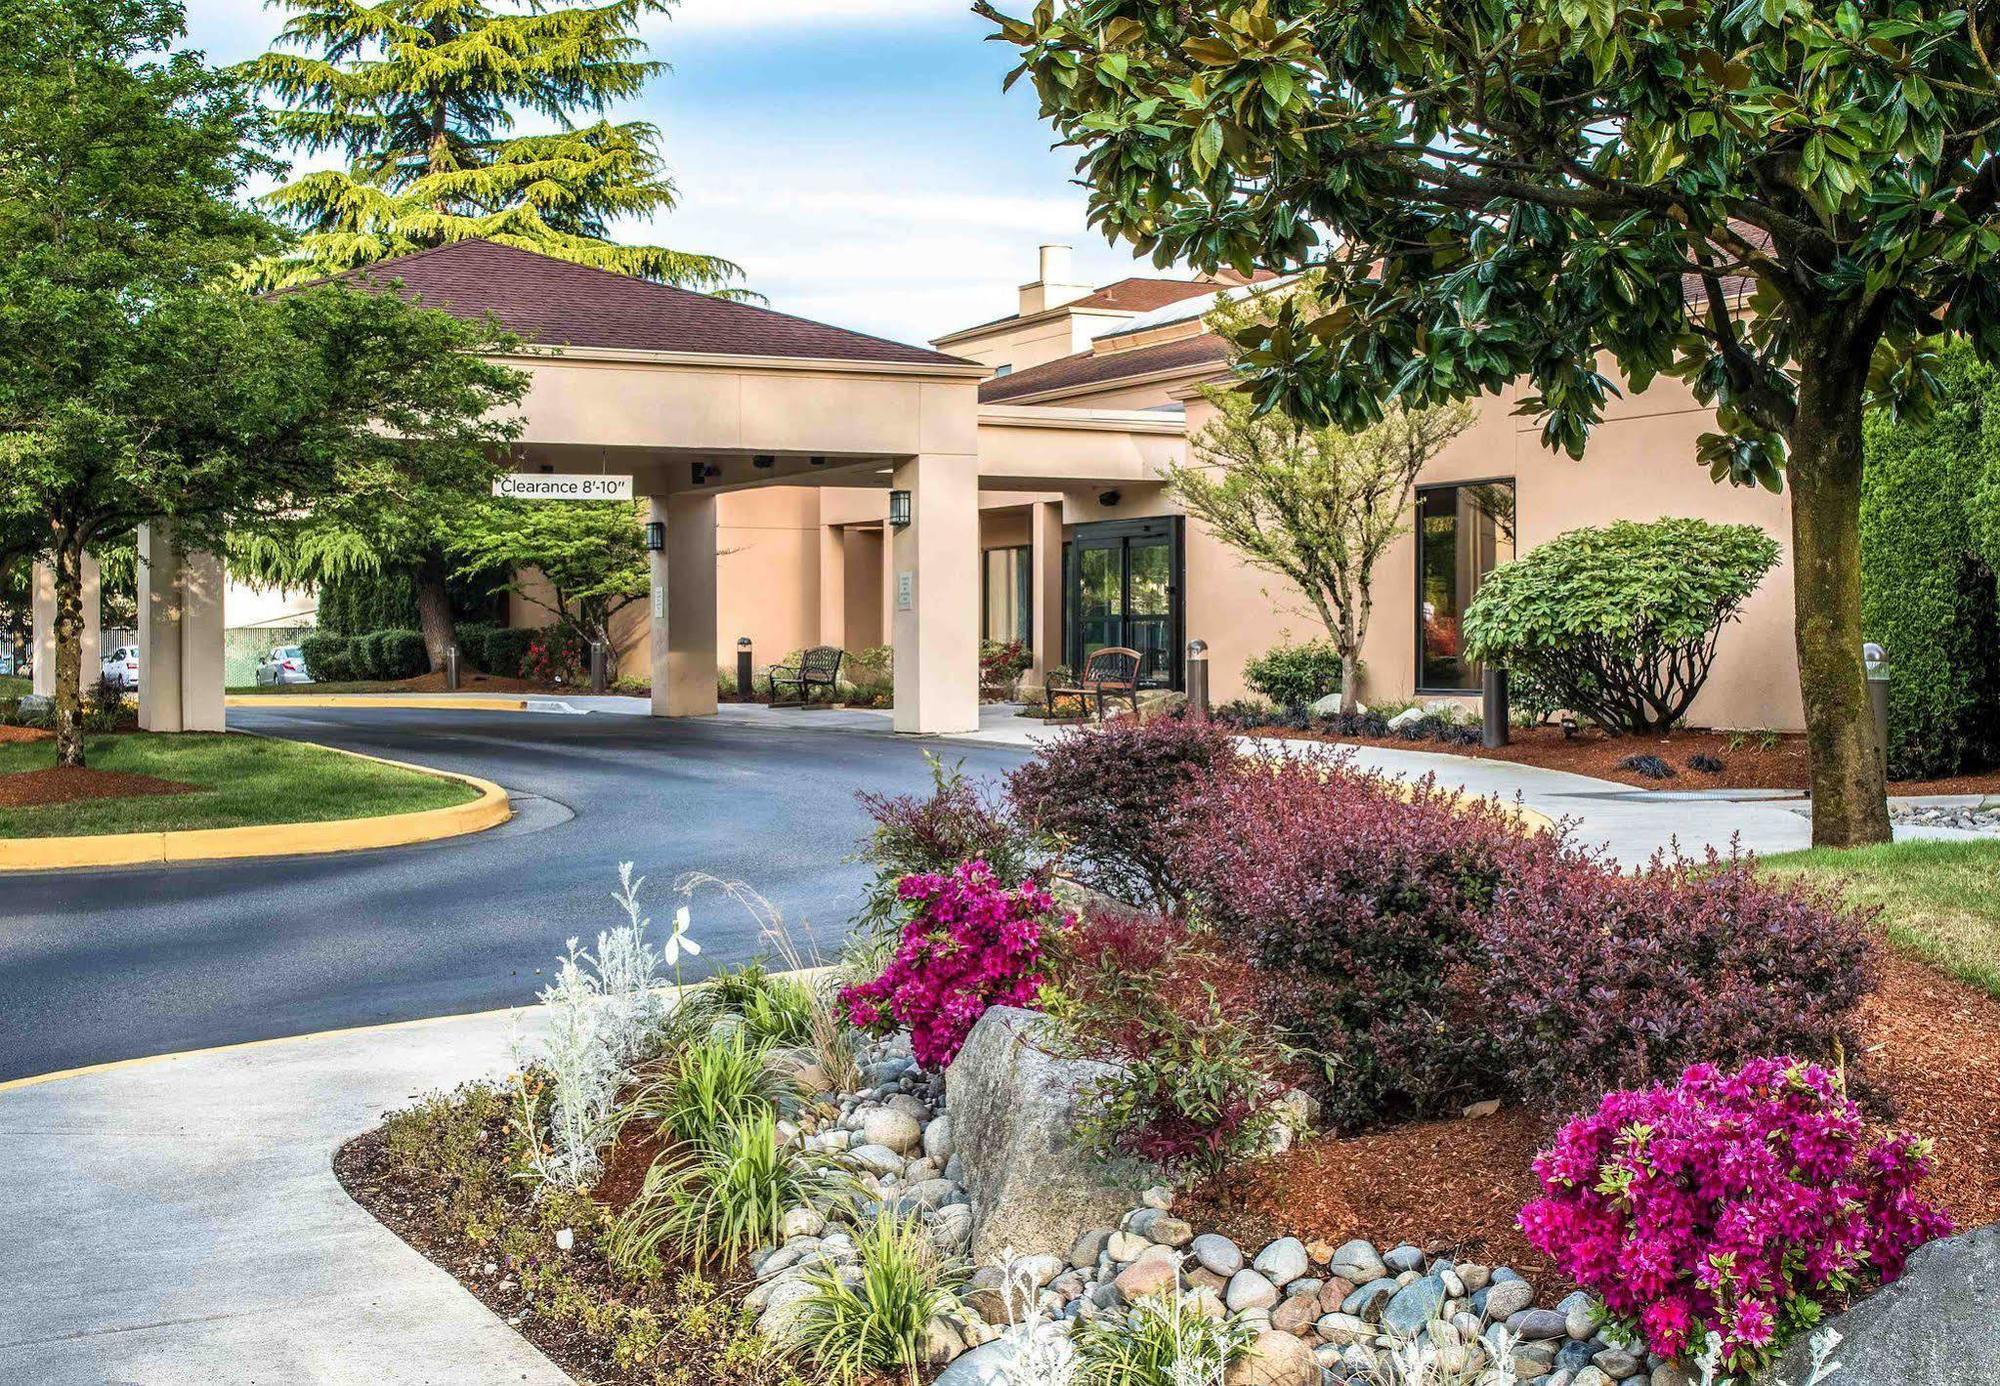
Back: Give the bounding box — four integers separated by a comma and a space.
0, 765, 198, 808
1180, 944, 2000, 1280
0, 725, 52, 743
1254, 723, 2000, 796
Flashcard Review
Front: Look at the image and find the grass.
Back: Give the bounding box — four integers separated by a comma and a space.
1760, 838, 2000, 999
0, 674, 29, 699
0, 731, 479, 837
226, 679, 427, 694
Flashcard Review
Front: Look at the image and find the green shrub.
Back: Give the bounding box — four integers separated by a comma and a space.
480, 625, 538, 678
299, 630, 357, 682
1243, 639, 1346, 709
317, 568, 422, 635
371, 628, 429, 680
713, 962, 818, 1049
1072, 1289, 1254, 1386
610, 1111, 842, 1272
1861, 341, 2000, 778
623, 1030, 785, 1151
454, 621, 496, 673
787, 1211, 966, 1386
1463, 518, 1780, 733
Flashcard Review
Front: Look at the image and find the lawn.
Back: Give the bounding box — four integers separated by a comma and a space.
0, 732, 479, 837
0, 674, 29, 699
1761, 838, 2000, 999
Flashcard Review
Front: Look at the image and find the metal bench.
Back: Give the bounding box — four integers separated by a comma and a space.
1045, 646, 1144, 722
768, 645, 845, 704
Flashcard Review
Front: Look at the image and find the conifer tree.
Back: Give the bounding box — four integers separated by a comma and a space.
241, 0, 740, 292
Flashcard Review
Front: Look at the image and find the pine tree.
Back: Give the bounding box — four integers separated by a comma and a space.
241, 0, 741, 292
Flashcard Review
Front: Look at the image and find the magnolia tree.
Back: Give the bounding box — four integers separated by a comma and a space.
977, 0, 2000, 845
1171, 286, 1475, 712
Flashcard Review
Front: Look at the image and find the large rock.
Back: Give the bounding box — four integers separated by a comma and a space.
1225, 1330, 1318, 1386
1769, 1224, 2000, 1385
944, 1006, 1130, 1262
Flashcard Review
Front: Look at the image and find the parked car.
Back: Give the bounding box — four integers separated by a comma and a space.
101, 644, 140, 691
254, 645, 313, 686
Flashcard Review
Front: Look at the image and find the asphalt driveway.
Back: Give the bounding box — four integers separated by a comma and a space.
0, 705, 1031, 1082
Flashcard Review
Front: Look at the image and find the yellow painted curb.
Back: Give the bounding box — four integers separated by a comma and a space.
0, 740, 510, 873
225, 694, 529, 712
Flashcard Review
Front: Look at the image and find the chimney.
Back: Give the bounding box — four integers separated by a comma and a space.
1020, 242, 1092, 315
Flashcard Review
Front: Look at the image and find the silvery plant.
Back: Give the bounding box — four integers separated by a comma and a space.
511, 862, 693, 1189
1692, 1329, 1843, 1386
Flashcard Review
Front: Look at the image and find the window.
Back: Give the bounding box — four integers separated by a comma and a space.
982, 546, 1032, 646
992, 363, 1014, 377
1415, 480, 1516, 691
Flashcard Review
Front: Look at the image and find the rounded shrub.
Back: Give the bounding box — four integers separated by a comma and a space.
1243, 639, 1347, 709
452, 621, 496, 673
373, 628, 429, 680
479, 625, 537, 678
299, 631, 356, 683
1462, 518, 1780, 733
1479, 852, 1875, 1109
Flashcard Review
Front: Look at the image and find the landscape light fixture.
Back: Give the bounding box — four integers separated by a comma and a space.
644, 521, 665, 552
690, 461, 707, 487
1099, 489, 1122, 507
753, 454, 776, 469
888, 489, 912, 528
809, 455, 826, 467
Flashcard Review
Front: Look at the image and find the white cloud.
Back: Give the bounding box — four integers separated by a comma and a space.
654, 0, 967, 31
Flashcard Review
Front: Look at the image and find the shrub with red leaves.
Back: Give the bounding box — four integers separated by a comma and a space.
1481, 851, 1876, 1110
1172, 754, 1551, 1128
1005, 712, 1238, 907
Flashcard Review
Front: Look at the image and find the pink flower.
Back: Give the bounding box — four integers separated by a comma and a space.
1519, 1058, 1950, 1371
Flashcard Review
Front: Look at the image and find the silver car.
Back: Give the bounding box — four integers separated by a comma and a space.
254, 645, 313, 686
101, 644, 140, 690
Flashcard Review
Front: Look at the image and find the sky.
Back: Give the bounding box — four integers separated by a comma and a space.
181, 0, 1176, 347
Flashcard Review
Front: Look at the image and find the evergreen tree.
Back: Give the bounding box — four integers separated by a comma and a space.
240, 0, 741, 292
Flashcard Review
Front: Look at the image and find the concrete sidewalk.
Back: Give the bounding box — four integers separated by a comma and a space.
0, 1012, 567, 1386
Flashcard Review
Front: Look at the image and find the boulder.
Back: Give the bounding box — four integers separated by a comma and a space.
944, 1006, 1131, 1262
933, 1330, 1076, 1385
1768, 1224, 2000, 1386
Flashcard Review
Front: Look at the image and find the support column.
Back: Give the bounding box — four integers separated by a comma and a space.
817, 525, 847, 651
878, 522, 895, 658
137, 522, 226, 733
1027, 498, 1064, 690
34, 555, 104, 698
648, 492, 719, 718
891, 454, 981, 735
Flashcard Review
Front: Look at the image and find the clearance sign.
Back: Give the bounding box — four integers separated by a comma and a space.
492, 473, 634, 501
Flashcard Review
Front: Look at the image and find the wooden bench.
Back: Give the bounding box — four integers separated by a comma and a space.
768, 645, 844, 704
1046, 646, 1145, 722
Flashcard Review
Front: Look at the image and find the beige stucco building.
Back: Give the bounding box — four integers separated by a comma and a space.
36, 237, 1805, 735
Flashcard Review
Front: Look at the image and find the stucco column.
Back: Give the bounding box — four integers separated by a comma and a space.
878, 522, 895, 657
648, 492, 718, 717
29, 557, 96, 696
891, 454, 981, 735
817, 525, 846, 651
137, 522, 225, 732
1027, 498, 1064, 689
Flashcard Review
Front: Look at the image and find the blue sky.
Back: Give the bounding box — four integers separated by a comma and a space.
183, 0, 1171, 346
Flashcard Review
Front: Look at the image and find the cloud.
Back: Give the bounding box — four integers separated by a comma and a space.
655, 0, 969, 31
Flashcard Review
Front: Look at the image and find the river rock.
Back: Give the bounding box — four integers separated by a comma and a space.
1227, 1270, 1281, 1313
1225, 1330, 1317, 1386
1192, 1233, 1245, 1277
1329, 1239, 1387, 1284
944, 1007, 1130, 1261
1253, 1237, 1310, 1287
1484, 1278, 1535, 1321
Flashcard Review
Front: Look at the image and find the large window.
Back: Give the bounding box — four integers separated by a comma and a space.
1416, 480, 1517, 691
982, 546, 1032, 646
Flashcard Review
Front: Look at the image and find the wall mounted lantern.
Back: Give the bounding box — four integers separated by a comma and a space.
644, 521, 665, 552
888, 489, 913, 528
753, 454, 776, 470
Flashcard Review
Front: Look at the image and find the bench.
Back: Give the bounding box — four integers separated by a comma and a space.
1045, 646, 1144, 722
768, 645, 844, 704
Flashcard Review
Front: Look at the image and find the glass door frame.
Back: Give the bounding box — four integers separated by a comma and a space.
1413, 475, 1517, 695
1062, 516, 1186, 691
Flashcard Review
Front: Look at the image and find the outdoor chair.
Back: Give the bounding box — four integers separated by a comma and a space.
1045, 646, 1145, 722
768, 645, 844, 705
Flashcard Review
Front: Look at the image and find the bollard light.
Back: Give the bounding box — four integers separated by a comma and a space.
736, 637, 754, 702
1185, 638, 1210, 719
1864, 641, 1890, 777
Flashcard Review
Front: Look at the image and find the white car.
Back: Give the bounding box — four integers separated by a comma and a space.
101, 644, 140, 690
254, 645, 313, 686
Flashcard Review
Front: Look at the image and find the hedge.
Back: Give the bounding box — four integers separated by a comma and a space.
317, 570, 421, 636
299, 631, 358, 683
480, 626, 538, 679
370, 629, 429, 680
1860, 341, 2000, 778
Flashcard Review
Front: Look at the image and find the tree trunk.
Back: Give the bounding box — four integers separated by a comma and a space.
52, 536, 85, 769
413, 551, 456, 674
1339, 648, 1360, 715
1788, 364, 1891, 847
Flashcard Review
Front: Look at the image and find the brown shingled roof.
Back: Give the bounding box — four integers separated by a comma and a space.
980, 334, 1228, 404
322, 238, 973, 367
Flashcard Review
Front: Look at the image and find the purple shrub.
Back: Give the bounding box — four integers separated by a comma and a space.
1480, 850, 1876, 1109
1520, 1057, 1951, 1372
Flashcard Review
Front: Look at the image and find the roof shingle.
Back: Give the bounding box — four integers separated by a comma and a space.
980, 334, 1228, 403
324, 238, 973, 368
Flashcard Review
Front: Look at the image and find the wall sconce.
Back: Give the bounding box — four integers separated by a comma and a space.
690, 461, 720, 486
1098, 489, 1122, 507
888, 489, 912, 528
753, 454, 776, 469
644, 521, 665, 552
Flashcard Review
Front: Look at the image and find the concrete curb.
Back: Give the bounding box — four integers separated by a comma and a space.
0, 740, 511, 872
224, 694, 529, 711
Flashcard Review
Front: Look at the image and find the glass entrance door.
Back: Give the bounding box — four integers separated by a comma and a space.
1065, 518, 1184, 688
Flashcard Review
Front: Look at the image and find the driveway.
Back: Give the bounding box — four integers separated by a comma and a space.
0, 704, 1032, 1082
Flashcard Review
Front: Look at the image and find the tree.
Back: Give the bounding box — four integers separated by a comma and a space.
0, 1, 528, 767
1170, 301, 1474, 712
240, 0, 743, 293
979, 0, 2000, 846
445, 499, 650, 675
1462, 519, 1782, 734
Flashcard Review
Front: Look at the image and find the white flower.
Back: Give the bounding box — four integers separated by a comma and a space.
555, 1227, 574, 1252
663, 905, 700, 967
